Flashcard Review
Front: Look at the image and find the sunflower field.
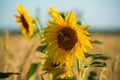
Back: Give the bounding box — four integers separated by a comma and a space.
0, 2, 120, 80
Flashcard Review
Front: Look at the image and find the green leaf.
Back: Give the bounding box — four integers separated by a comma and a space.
89, 71, 97, 77
88, 71, 97, 80
36, 44, 48, 53
84, 53, 110, 60
92, 54, 110, 60
84, 53, 93, 58
0, 72, 19, 79
90, 61, 106, 67
90, 40, 102, 44
88, 76, 96, 80
27, 63, 39, 80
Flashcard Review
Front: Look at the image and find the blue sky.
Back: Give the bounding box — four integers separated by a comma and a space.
0, 0, 120, 31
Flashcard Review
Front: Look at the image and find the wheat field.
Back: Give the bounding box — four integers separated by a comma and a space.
0, 31, 120, 80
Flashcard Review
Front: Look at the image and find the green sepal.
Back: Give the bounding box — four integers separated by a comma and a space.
76, 21, 82, 25
60, 12, 65, 19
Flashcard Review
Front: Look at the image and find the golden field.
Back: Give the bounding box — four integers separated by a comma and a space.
0, 31, 120, 80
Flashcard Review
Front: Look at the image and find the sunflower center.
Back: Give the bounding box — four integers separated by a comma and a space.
21, 15, 29, 33
57, 27, 78, 50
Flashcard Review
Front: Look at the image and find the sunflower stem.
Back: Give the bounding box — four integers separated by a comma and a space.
77, 59, 85, 80
81, 66, 89, 80
34, 18, 42, 37
77, 59, 81, 74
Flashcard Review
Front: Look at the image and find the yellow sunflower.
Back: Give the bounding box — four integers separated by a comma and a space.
42, 6, 92, 65
14, 4, 34, 38
43, 57, 73, 79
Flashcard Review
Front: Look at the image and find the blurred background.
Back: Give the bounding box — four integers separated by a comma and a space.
0, 0, 120, 80
0, 0, 120, 32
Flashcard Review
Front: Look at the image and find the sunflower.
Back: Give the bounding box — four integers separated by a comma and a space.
43, 57, 73, 79
42, 6, 92, 66
14, 4, 34, 38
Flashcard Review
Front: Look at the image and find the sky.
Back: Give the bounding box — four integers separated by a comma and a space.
0, 0, 120, 31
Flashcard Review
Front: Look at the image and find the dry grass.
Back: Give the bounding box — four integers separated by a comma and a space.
0, 31, 120, 80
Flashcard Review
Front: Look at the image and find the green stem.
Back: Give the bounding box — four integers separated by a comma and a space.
34, 18, 42, 37
77, 59, 87, 80
81, 66, 89, 80
77, 59, 81, 74
77, 59, 83, 80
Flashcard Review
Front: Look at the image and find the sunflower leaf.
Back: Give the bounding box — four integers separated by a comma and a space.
85, 53, 110, 60
36, 44, 48, 53
27, 63, 39, 80
89, 71, 97, 76
90, 40, 102, 44
90, 61, 106, 67
0, 72, 19, 79
84, 52, 93, 58
92, 54, 110, 60
87, 71, 97, 80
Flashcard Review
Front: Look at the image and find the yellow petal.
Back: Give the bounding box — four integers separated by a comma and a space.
65, 11, 77, 27
14, 15, 21, 22
49, 6, 65, 26
74, 45, 85, 60
16, 4, 24, 14
78, 25, 89, 29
